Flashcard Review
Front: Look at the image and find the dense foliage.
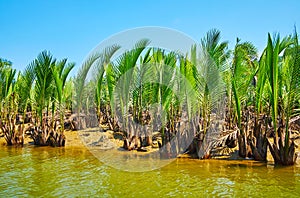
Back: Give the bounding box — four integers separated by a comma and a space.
1, 29, 299, 165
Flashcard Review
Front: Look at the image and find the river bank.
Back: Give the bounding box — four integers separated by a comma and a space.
1, 127, 300, 165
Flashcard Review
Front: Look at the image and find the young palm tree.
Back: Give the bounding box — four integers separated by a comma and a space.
94, 45, 120, 127
13, 64, 36, 145
29, 51, 55, 145
51, 59, 75, 144
63, 78, 74, 111
195, 29, 228, 158
267, 31, 299, 165
33, 51, 55, 126
0, 64, 23, 145
16, 63, 35, 114
0, 58, 12, 69
110, 39, 150, 136
199, 29, 228, 132
74, 44, 121, 129
177, 49, 199, 154
230, 39, 258, 158
22, 51, 74, 146
147, 49, 179, 152
74, 52, 104, 129
181, 45, 198, 119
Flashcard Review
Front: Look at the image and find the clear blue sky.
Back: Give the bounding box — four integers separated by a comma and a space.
1, 0, 299, 75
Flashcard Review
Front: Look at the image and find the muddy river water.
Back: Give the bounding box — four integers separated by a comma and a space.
0, 145, 300, 197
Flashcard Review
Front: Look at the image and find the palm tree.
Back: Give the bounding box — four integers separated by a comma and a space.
178, 48, 199, 154
267, 31, 299, 165
22, 51, 74, 146
27, 51, 56, 145
74, 52, 103, 129
110, 39, 150, 136
74, 44, 120, 129
147, 49, 179, 153
0, 58, 12, 69
94, 45, 120, 128
195, 29, 228, 158
13, 63, 36, 145
0, 64, 22, 145
51, 59, 75, 144
16, 63, 35, 114
230, 38, 258, 158
33, 51, 55, 126
63, 77, 74, 111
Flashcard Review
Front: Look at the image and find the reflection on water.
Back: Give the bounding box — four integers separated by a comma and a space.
0, 146, 300, 197
88, 147, 175, 172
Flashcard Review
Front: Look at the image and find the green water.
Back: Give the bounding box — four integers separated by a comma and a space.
0, 146, 300, 197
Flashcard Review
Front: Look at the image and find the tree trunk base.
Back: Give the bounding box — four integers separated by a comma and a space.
268, 139, 298, 166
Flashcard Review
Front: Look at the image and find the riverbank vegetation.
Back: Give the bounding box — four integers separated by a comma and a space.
1, 29, 299, 166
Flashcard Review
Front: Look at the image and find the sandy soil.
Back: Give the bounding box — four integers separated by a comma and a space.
1, 128, 299, 163
0, 130, 85, 148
